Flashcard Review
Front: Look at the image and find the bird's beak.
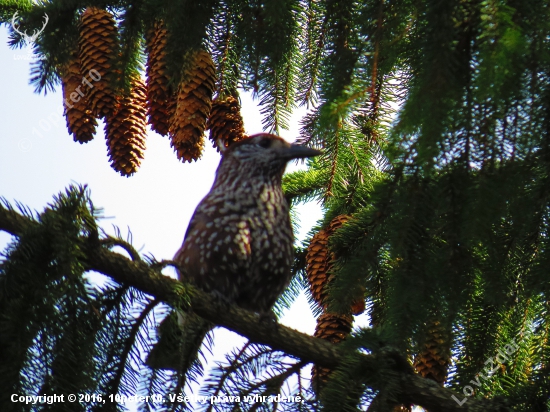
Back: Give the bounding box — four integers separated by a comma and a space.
283, 144, 322, 160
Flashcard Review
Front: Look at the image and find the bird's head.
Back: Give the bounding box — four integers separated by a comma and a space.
220, 133, 321, 178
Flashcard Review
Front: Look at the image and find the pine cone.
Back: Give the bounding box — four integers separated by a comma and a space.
168, 49, 216, 162
145, 20, 172, 136
306, 228, 331, 308
327, 214, 350, 234
61, 51, 97, 143
206, 96, 246, 151
311, 313, 353, 390
104, 78, 147, 176
413, 320, 451, 386
78, 7, 119, 118
314, 312, 353, 343
306, 215, 365, 314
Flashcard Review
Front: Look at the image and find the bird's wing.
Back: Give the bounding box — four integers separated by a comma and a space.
174, 205, 252, 302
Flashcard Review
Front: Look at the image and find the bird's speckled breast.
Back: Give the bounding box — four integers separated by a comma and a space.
236, 182, 294, 312
176, 177, 294, 313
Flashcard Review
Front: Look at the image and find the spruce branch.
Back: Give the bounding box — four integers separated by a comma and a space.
297, 0, 328, 106
205, 342, 253, 410
0, 201, 511, 412
100, 237, 141, 261
245, 360, 308, 399
108, 297, 159, 397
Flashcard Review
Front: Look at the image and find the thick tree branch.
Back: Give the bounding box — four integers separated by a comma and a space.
0, 203, 510, 412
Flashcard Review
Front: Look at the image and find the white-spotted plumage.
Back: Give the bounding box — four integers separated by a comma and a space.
174, 133, 321, 313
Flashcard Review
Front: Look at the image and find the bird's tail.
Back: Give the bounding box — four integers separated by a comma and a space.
146, 310, 212, 382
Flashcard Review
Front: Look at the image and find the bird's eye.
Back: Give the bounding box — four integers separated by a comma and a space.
258, 138, 271, 148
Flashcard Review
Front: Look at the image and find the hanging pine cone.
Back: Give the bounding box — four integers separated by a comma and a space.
206, 96, 246, 151
413, 319, 451, 386
306, 228, 331, 308
78, 7, 119, 119
145, 20, 172, 136
314, 312, 353, 343
306, 215, 365, 314
168, 49, 216, 162
327, 214, 350, 234
311, 312, 353, 390
61, 50, 97, 143
104, 78, 147, 176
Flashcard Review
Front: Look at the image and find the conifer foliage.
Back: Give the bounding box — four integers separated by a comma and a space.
2, 0, 550, 410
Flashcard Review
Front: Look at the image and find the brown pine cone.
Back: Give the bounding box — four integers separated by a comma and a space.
306, 215, 365, 314
413, 319, 451, 386
61, 50, 97, 143
78, 7, 119, 118
306, 228, 331, 308
104, 78, 147, 176
206, 96, 246, 151
145, 20, 172, 136
311, 312, 353, 390
168, 49, 216, 162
